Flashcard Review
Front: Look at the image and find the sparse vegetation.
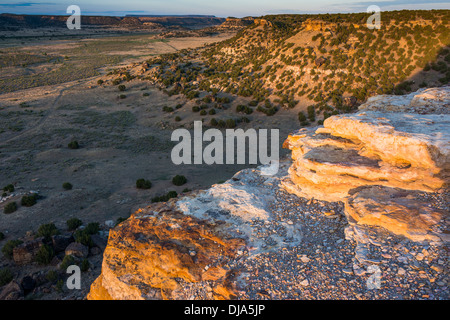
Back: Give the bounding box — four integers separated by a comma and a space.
3, 184, 14, 193
68, 140, 79, 149
21, 194, 38, 207
66, 218, 83, 231
1, 239, 23, 259
172, 175, 187, 186
62, 182, 73, 190
0, 268, 13, 286
4, 202, 18, 214
35, 244, 54, 265
36, 223, 59, 242
151, 190, 178, 203
136, 178, 152, 189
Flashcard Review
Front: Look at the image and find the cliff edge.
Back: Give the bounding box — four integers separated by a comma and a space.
88, 87, 449, 300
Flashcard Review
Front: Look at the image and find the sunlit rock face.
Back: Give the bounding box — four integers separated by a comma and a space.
283, 86, 449, 243
87, 202, 246, 300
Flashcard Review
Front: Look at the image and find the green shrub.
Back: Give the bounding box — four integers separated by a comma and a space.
97, 79, 104, 85
4, 202, 17, 214
151, 191, 178, 203
1, 239, 23, 259
226, 119, 236, 128
118, 84, 126, 92
62, 182, 73, 190
175, 116, 181, 122
3, 184, 14, 193
119, 94, 127, 99
200, 110, 207, 116
175, 104, 183, 109
298, 111, 308, 126
60, 255, 76, 270
73, 230, 93, 247
85, 222, 100, 235
208, 109, 216, 115
0, 268, 13, 286
66, 218, 83, 231
21, 194, 37, 207
143, 92, 150, 97
210, 118, 218, 126
36, 223, 59, 242
46, 270, 58, 283
68, 140, 79, 149
35, 244, 54, 265
80, 259, 90, 272
162, 106, 174, 112
172, 175, 187, 186
192, 106, 200, 112
136, 179, 152, 189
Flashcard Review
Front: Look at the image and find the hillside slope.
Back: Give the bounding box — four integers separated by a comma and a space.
113, 10, 450, 127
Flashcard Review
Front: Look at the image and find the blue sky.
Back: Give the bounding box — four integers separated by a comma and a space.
0, 0, 449, 17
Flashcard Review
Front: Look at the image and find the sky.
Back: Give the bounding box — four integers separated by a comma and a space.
0, 0, 449, 17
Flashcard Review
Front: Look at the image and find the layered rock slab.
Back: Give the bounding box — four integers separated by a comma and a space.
283, 111, 449, 202
87, 202, 245, 300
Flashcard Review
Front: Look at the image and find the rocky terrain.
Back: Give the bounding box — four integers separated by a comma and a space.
87, 86, 449, 300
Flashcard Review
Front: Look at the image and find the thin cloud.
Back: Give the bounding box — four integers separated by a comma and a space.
0, 2, 56, 7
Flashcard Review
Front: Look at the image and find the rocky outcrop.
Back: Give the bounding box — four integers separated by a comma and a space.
89, 87, 449, 300
87, 202, 247, 300
283, 86, 449, 244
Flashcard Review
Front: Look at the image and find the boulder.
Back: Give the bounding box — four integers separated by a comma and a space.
0, 281, 22, 300
345, 186, 447, 243
12, 238, 45, 265
52, 234, 74, 253
65, 242, 89, 259
20, 276, 36, 295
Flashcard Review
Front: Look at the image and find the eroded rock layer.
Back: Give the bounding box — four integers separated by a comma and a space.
87, 202, 245, 300
283, 87, 449, 243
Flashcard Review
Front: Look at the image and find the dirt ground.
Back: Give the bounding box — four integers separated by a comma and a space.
0, 31, 300, 247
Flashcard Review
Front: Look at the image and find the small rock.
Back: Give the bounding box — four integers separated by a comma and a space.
397, 268, 406, 276
300, 279, 309, 286
105, 220, 115, 228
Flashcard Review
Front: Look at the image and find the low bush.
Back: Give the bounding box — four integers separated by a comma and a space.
36, 223, 59, 242
175, 116, 181, 122
1, 239, 23, 259
60, 255, 75, 270
136, 179, 152, 189
62, 182, 73, 190
66, 218, 82, 231
162, 106, 174, 112
4, 202, 17, 214
118, 84, 126, 92
3, 184, 14, 193
21, 194, 37, 207
0, 268, 13, 286
80, 259, 90, 272
172, 175, 187, 186
35, 244, 54, 265
151, 191, 178, 203
68, 140, 79, 149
